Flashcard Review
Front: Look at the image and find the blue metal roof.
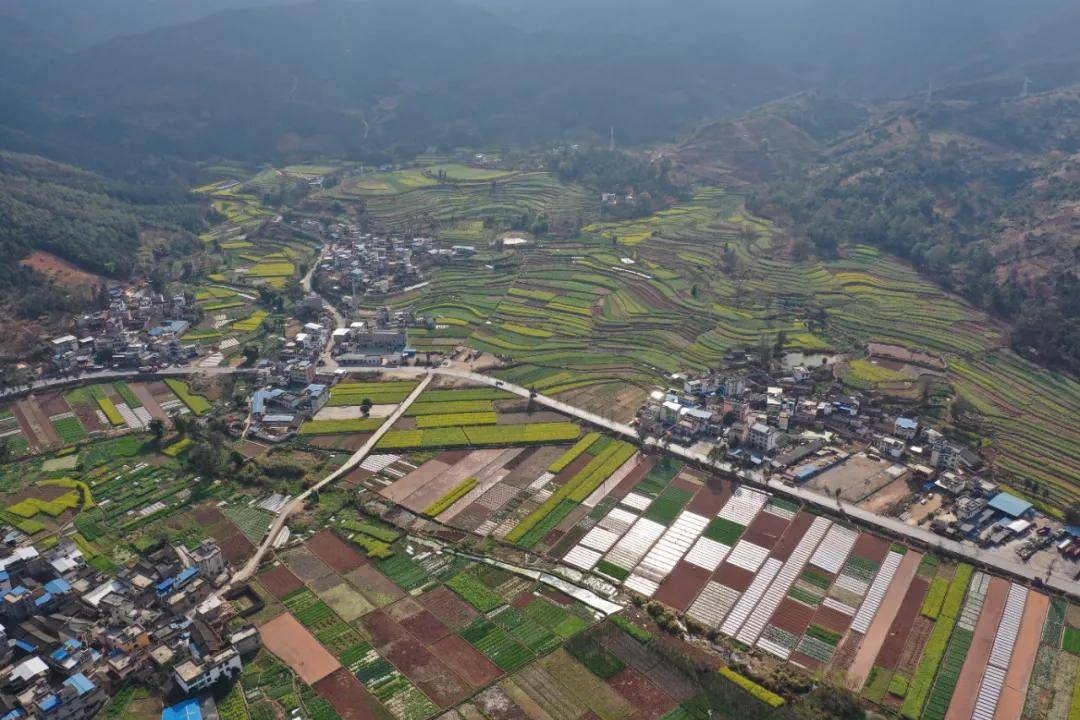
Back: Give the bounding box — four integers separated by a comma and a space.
39, 695, 60, 713
896, 417, 918, 429
34, 592, 53, 607
64, 673, 95, 696
14, 639, 36, 652
987, 492, 1033, 518
162, 699, 202, 720
1, 709, 24, 720
45, 578, 72, 594
176, 566, 198, 585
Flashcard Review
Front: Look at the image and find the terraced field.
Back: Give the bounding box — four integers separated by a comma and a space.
346, 179, 1077, 510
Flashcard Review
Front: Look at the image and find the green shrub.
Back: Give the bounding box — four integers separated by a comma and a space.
717, 667, 785, 708
611, 615, 652, 643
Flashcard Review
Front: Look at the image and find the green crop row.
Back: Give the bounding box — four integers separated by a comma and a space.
299, 418, 383, 435
164, 379, 211, 415
548, 432, 601, 473
921, 576, 949, 619
415, 411, 498, 428
900, 564, 973, 719
507, 439, 634, 544
717, 667, 785, 708
377, 421, 580, 450
424, 478, 477, 517
406, 400, 494, 416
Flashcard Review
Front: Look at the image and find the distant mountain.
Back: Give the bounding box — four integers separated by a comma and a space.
0, 0, 302, 50
2, 0, 793, 167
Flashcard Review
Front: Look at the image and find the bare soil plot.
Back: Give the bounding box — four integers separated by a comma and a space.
811, 603, 854, 635
431, 635, 503, 688
742, 511, 791, 548
218, 532, 256, 564
386, 597, 451, 641
606, 667, 678, 719
474, 685, 531, 720
505, 664, 587, 720
416, 586, 479, 631
769, 511, 816, 561
653, 562, 711, 612
320, 582, 375, 622
131, 383, 168, 422
876, 576, 930, 670
993, 590, 1049, 720
769, 597, 816, 635
860, 475, 913, 513
713, 562, 756, 592
550, 452, 596, 487
362, 609, 471, 707
307, 529, 369, 573
345, 566, 407, 607
538, 648, 635, 720
313, 667, 391, 720
20, 398, 59, 445
598, 628, 699, 702
39, 393, 71, 416
259, 564, 305, 599
809, 453, 902, 502
380, 458, 451, 503
849, 532, 891, 564
281, 546, 335, 582
261, 612, 341, 684
945, 576, 1011, 720
685, 478, 732, 516
11, 403, 44, 449
845, 550, 922, 689
829, 631, 863, 674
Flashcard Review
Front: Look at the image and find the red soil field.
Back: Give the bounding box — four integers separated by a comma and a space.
769, 512, 816, 561
552, 453, 596, 486
769, 597, 816, 635
258, 565, 305, 598
361, 610, 471, 707
307, 530, 369, 573
400, 609, 450, 642
39, 393, 71, 416
653, 562, 711, 612
20, 398, 59, 445
69, 400, 105, 434
20, 250, 104, 290
339, 467, 373, 489
829, 631, 863, 673
811, 603, 854, 634
994, 591, 1049, 720
896, 616, 935, 674
876, 576, 930, 669
261, 613, 341, 684
314, 668, 391, 720
606, 667, 678, 719
945, 577, 1010, 720
430, 635, 503, 688
218, 532, 256, 564
11, 404, 43, 448
685, 478, 732, 516
713, 563, 756, 592
669, 474, 702, 495
789, 651, 822, 672
607, 455, 657, 501
846, 550, 922, 690
741, 511, 790, 547
848, 533, 891, 564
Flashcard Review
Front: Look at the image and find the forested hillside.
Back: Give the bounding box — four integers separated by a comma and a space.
0, 152, 205, 313
746, 88, 1080, 373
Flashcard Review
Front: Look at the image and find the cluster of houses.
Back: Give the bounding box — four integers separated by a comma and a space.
638, 357, 1073, 560
317, 228, 430, 299
0, 535, 259, 720
329, 307, 420, 366
51, 289, 204, 374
